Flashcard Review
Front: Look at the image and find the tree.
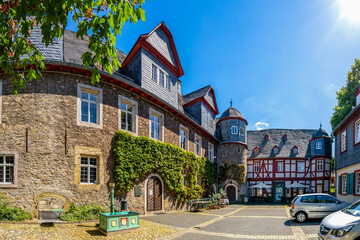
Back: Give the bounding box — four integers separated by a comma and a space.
0, 0, 146, 93
330, 58, 360, 130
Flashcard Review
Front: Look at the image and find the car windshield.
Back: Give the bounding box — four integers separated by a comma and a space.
345, 201, 360, 216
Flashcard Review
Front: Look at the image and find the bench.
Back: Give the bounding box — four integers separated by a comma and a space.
189, 198, 212, 211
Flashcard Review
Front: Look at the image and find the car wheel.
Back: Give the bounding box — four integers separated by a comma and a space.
295, 212, 307, 223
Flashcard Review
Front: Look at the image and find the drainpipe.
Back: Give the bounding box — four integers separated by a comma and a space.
110, 183, 115, 214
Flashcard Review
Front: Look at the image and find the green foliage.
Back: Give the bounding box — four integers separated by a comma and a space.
0, 193, 31, 221
0, 0, 146, 93
112, 131, 216, 202
203, 160, 217, 188
209, 192, 222, 206
330, 58, 360, 130
60, 203, 107, 221
219, 188, 227, 199
219, 164, 246, 184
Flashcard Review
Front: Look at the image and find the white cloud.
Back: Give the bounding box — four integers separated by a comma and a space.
254, 121, 269, 130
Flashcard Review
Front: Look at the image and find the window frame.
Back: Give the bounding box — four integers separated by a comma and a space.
273, 146, 279, 154
355, 170, 360, 195
340, 130, 347, 153
179, 124, 189, 150
194, 133, 202, 156
354, 118, 360, 146
77, 83, 103, 129
149, 108, 164, 142
254, 162, 259, 172
152, 64, 158, 82
231, 126, 238, 135
341, 173, 347, 195
239, 127, 245, 136
80, 156, 98, 184
292, 147, 298, 154
208, 143, 214, 162
316, 141, 322, 150
277, 161, 283, 172
317, 160, 323, 171
0, 152, 18, 188
166, 75, 171, 91
254, 147, 259, 155
118, 95, 138, 135
159, 69, 165, 87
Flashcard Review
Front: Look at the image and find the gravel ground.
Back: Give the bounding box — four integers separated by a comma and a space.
0, 219, 180, 240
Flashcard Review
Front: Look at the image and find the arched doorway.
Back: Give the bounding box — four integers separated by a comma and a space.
226, 186, 236, 203
146, 176, 162, 212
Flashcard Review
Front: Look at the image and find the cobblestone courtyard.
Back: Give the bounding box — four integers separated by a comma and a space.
0, 205, 321, 240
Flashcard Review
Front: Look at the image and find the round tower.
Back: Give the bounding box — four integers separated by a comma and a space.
216, 105, 248, 203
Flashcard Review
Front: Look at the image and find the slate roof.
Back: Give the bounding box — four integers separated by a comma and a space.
247, 129, 317, 159
312, 127, 329, 138
183, 85, 212, 104
220, 106, 244, 120
63, 30, 127, 65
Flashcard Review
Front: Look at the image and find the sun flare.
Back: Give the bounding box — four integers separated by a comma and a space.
339, 0, 360, 23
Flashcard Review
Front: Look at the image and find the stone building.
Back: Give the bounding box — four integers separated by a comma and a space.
0, 22, 332, 216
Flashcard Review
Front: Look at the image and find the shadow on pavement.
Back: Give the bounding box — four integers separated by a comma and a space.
86, 229, 104, 236
284, 219, 322, 226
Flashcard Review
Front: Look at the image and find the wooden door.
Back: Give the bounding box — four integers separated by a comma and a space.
227, 186, 236, 203
147, 176, 162, 212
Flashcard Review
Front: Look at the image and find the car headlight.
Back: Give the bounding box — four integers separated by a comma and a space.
331, 225, 354, 237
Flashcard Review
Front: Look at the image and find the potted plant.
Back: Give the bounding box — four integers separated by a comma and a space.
219, 188, 229, 207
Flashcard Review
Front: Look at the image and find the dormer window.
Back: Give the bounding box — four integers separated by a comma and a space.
264, 134, 269, 140
253, 147, 259, 154
292, 146, 298, 154
273, 146, 279, 154
231, 126, 238, 135
283, 134, 287, 140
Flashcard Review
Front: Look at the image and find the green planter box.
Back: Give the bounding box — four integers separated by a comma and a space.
99, 212, 139, 236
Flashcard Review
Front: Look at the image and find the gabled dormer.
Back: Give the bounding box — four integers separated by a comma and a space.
121, 22, 184, 109
183, 85, 219, 134
253, 146, 260, 155
272, 145, 279, 154
292, 146, 298, 154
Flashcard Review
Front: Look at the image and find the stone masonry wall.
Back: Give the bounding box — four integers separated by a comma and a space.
0, 72, 217, 216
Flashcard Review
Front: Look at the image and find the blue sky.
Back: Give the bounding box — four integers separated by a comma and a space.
68, 0, 360, 133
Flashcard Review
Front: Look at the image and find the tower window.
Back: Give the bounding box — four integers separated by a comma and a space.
316, 141, 322, 150
239, 127, 245, 136
231, 126, 238, 135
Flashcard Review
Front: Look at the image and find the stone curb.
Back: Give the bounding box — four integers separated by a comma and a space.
0, 219, 99, 225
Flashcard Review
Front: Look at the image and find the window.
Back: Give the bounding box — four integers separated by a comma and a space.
300, 195, 316, 203
179, 125, 189, 150
182, 169, 187, 187
342, 174, 347, 194
293, 147, 298, 154
0, 155, 14, 184
356, 172, 360, 194
238, 147, 241, 153
355, 119, 360, 144
204, 111, 209, 123
80, 157, 97, 184
150, 109, 164, 141
209, 118, 213, 128
278, 162, 283, 172
208, 143, 214, 162
119, 96, 137, 134
273, 147, 278, 154
152, 64, 157, 82
239, 127, 245, 136
254, 147, 259, 154
166, 75, 170, 91
297, 162, 305, 172
0, 81, 2, 124
341, 130, 347, 152
316, 142, 322, 150
159, 70, 165, 87
317, 195, 337, 204
77, 84, 103, 129
317, 160, 323, 171
254, 162, 259, 172
231, 126, 238, 135
194, 134, 202, 156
